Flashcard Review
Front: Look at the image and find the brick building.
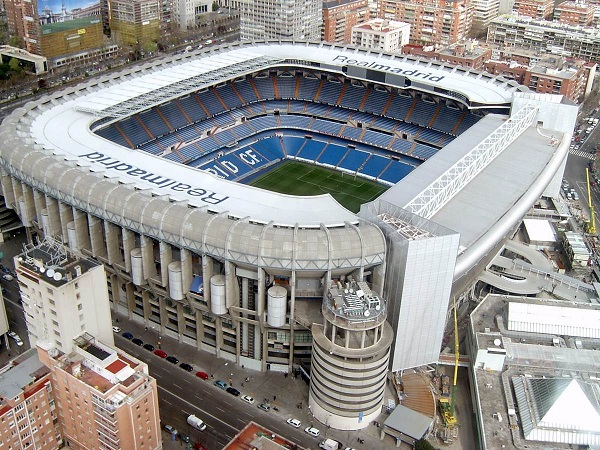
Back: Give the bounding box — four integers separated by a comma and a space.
323, 0, 370, 44
512, 0, 554, 19
402, 40, 492, 70
378, 0, 474, 46
554, 1, 595, 27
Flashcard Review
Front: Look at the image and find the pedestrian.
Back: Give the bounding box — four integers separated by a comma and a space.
273, 395, 276, 401
241, 382, 244, 387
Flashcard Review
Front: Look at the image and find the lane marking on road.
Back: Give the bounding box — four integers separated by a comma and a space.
181, 378, 191, 384
158, 386, 238, 432
173, 383, 182, 390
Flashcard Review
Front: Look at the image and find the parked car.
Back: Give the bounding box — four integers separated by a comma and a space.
143, 343, 155, 352
166, 356, 179, 364
214, 380, 228, 389
304, 426, 320, 437
154, 349, 168, 358
180, 363, 193, 372
132, 338, 143, 346
240, 395, 254, 404
163, 424, 178, 435
196, 371, 209, 380
226, 387, 240, 396
257, 403, 271, 412
286, 418, 301, 428
180, 433, 191, 444
2, 274, 13, 281
122, 332, 134, 340
8, 331, 23, 346
112, 326, 121, 333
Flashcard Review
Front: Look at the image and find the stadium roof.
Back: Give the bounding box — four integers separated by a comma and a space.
73, 41, 519, 119
513, 376, 600, 446
507, 302, 600, 338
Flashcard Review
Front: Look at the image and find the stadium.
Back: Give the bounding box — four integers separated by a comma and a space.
0, 41, 576, 430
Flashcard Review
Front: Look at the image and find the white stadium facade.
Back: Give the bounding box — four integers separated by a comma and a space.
0, 41, 576, 430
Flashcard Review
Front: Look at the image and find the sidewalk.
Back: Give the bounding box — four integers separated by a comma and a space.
114, 312, 402, 450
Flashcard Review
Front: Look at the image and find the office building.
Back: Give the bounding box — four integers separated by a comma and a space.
108, 0, 161, 48
37, 335, 161, 450
15, 238, 114, 355
239, 0, 321, 41
512, 0, 553, 19
378, 0, 474, 46
487, 14, 600, 63
0, 350, 61, 450
351, 18, 410, 52
323, 0, 370, 44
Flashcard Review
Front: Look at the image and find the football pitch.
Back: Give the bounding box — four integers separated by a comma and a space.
249, 160, 388, 213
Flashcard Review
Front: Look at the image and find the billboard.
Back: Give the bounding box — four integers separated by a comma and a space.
37, 0, 101, 35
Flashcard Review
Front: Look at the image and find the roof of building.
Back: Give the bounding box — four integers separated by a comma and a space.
0, 349, 48, 401
508, 301, 600, 338
383, 404, 432, 440
523, 218, 556, 242
513, 376, 600, 445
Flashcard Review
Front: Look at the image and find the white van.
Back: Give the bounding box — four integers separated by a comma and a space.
187, 414, 206, 431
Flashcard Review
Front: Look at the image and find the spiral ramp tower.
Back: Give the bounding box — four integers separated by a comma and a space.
309, 280, 393, 430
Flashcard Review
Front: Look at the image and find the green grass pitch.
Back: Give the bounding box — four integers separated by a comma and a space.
249, 160, 388, 213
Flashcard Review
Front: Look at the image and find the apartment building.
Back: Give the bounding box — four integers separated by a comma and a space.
0, 350, 61, 450
239, 0, 322, 41
37, 335, 161, 450
404, 40, 492, 69
472, 0, 501, 34
351, 18, 410, 52
554, 0, 595, 27
512, 0, 554, 19
487, 14, 600, 63
323, 0, 370, 44
378, 0, 474, 46
16, 238, 114, 355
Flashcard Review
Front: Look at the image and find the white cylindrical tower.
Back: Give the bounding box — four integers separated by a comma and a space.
66, 221, 78, 251
130, 248, 146, 286
168, 261, 184, 301
210, 274, 227, 315
267, 285, 287, 327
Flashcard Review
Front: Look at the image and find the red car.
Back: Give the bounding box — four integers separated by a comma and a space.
196, 371, 209, 380
194, 443, 207, 450
154, 349, 168, 358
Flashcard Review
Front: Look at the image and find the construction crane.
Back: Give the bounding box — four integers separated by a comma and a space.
438, 297, 459, 429
586, 168, 596, 235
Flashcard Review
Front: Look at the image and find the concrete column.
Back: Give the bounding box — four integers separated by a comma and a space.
159, 297, 168, 337
176, 302, 184, 339
32, 188, 45, 228
104, 222, 121, 265
142, 290, 151, 324
159, 242, 172, 287
122, 229, 135, 273
18, 189, 35, 228
126, 282, 136, 320
180, 249, 193, 296
241, 278, 248, 354
73, 209, 91, 251
224, 260, 238, 309
202, 255, 214, 305
195, 309, 204, 350
141, 235, 156, 280
45, 197, 61, 239
11, 179, 23, 211
58, 201, 73, 242
371, 263, 385, 298
289, 270, 296, 373
88, 215, 106, 258
0, 169, 16, 209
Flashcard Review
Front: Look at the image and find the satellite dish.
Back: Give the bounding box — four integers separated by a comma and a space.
494, 338, 501, 347
46, 268, 54, 278
39, 267, 46, 273
364, 310, 370, 317
53, 272, 63, 281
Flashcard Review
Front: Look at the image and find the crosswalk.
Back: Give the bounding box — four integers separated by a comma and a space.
569, 148, 596, 160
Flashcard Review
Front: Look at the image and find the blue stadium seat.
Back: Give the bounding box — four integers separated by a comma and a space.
116, 117, 152, 147
317, 144, 348, 167
297, 78, 321, 101
385, 94, 413, 121
379, 160, 414, 184
281, 136, 305, 156
277, 76, 297, 98
233, 80, 258, 104
157, 102, 190, 129
138, 109, 170, 138
252, 77, 275, 99
311, 119, 342, 135
408, 100, 438, 127
214, 84, 244, 110
362, 89, 390, 115
317, 81, 342, 105
411, 144, 439, 160
361, 130, 392, 148
177, 96, 207, 122
340, 85, 367, 110
96, 125, 130, 148
359, 154, 391, 178
341, 127, 363, 141
197, 90, 225, 116
297, 140, 327, 161
338, 149, 369, 171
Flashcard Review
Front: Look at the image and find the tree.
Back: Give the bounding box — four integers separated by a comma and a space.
212, 1, 219, 11
8, 35, 23, 48
414, 439, 436, 450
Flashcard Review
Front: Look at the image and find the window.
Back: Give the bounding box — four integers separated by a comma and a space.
77, 304, 82, 311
